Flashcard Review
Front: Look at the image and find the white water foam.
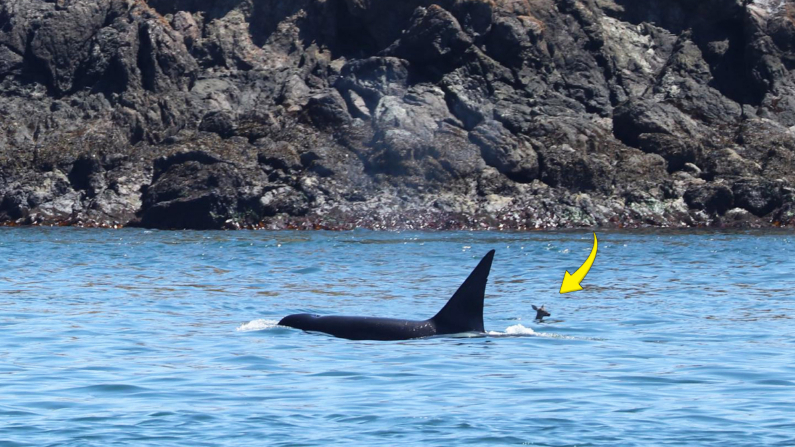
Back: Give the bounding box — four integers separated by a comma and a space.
487, 324, 582, 339
486, 324, 537, 337
236, 319, 281, 332
504, 324, 537, 335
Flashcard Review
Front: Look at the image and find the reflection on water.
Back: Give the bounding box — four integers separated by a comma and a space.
0, 228, 794, 446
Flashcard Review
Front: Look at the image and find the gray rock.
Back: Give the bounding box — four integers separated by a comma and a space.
684, 182, 734, 215
703, 148, 762, 178
136, 150, 268, 229
469, 120, 539, 183
732, 178, 783, 217
720, 208, 763, 229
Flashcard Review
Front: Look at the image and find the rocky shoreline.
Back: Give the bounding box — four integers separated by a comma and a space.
2, 0, 795, 230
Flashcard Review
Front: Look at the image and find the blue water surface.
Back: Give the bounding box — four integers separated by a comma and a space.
0, 228, 793, 446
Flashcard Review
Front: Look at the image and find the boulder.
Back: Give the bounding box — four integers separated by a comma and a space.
684, 182, 734, 215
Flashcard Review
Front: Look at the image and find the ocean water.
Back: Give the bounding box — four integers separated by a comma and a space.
1, 228, 793, 446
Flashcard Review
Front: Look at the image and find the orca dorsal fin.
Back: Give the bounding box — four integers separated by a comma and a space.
430, 249, 495, 334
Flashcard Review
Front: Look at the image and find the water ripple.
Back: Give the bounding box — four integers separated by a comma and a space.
0, 228, 793, 446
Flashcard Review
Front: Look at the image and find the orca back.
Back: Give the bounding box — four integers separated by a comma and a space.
279, 249, 496, 340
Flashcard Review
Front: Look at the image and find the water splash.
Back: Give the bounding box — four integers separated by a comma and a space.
487, 324, 537, 337
487, 324, 584, 340
236, 319, 281, 332
504, 324, 537, 335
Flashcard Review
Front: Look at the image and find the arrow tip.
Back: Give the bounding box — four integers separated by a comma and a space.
560, 271, 583, 294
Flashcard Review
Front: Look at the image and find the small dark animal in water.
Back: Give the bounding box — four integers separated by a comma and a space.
279, 250, 495, 341
532, 305, 550, 322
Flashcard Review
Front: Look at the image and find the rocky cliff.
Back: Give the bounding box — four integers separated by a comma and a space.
2, 0, 795, 229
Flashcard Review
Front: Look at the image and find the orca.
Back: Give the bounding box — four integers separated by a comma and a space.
278, 250, 495, 341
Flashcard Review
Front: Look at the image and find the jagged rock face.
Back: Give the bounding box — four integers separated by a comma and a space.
1, 0, 794, 229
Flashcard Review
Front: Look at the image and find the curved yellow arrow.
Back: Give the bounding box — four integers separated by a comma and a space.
560, 233, 598, 294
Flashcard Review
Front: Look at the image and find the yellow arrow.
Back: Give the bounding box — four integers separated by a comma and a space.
560, 233, 598, 294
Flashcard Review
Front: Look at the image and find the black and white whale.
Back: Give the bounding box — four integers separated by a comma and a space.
278, 250, 495, 341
